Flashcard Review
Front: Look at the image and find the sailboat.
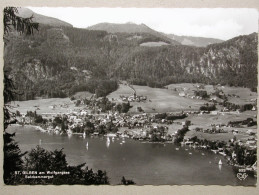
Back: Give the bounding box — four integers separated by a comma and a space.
106, 138, 110, 148
86, 142, 88, 149
218, 159, 223, 165
83, 132, 86, 139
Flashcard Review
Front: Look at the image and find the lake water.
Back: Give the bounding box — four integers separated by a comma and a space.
7, 125, 256, 185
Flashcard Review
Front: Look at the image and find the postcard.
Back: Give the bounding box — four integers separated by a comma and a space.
1, 2, 258, 194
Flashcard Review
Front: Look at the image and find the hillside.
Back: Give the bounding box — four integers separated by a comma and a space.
166, 34, 223, 47
4, 11, 258, 101
114, 32, 257, 89
17, 8, 73, 27
87, 22, 180, 45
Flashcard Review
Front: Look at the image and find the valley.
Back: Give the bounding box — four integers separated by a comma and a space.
3, 7, 258, 185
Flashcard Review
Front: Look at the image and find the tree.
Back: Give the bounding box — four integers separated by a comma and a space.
3, 7, 39, 185
120, 176, 135, 185
4, 6, 39, 128
22, 146, 110, 185
3, 132, 27, 184
4, 7, 38, 37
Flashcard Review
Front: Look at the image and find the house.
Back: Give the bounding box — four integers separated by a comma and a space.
179, 92, 186, 97
80, 110, 88, 116
185, 141, 193, 145
246, 140, 256, 145
211, 111, 218, 115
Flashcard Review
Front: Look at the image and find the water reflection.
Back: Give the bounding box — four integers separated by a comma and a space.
86, 142, 89, 150
106, 137, 110, 148
219, 164, 222, 171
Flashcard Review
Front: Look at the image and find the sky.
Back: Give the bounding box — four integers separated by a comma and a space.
28, 7, 258, 40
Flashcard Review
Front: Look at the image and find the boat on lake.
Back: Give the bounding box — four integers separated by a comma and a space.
219, 159, 223, 165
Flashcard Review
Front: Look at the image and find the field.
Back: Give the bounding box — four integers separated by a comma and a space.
167, 83, 257, 105
9, 91, 93, 115
140, 41, 170, 47
108, 84, 206, 113
220, 86, 257, 104
185, 130, 253, 142
10, 98, 75, 115
12, 83, 257, 116
183, 112, 257, 142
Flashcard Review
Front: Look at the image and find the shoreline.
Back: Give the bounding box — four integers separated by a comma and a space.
11, 123, 47, 133
11, 123, 257, 176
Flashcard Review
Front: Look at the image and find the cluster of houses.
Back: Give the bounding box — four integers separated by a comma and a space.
120, 94, 147, 102
49, 110, 154, 135
177, 90, 204, 100
195, 127, 228, 134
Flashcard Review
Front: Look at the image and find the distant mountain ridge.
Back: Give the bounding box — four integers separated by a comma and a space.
165, 34, 223, 47
87, 22, 180, 45
16, 9, 226, 47
17, 8, 73, 27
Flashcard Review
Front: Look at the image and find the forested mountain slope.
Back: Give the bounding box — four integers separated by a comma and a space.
4, 12, 257, 101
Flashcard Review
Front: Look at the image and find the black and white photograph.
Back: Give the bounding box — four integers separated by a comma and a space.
3, 6, 258, 186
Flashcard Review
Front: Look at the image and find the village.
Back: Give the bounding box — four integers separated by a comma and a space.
13, 83, 257, 176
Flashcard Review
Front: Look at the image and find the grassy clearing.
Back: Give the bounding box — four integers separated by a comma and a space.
107, 84, 133, 101
73, 91, 93, 99
183, 111, 257, 142
10, 98, 75, 114
186, 112, 256, 127
220, 86, 257, 104
10, 91, 94, 115
167, 83, 257, 105
108, 84, 206, 113
185, 130, 251, 142
140, 41, 170, 47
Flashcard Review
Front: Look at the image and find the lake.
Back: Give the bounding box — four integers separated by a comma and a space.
7, 125, 256, 185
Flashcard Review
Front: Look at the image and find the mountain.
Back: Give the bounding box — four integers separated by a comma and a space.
17, 8, 73, 27
87, 22, 224, 47
87, 22, 180, 45
4, 11, 257, 101
166, 34, 223, 47
113, 32, 257, 88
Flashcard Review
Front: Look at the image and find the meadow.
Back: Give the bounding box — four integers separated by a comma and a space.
108, 84, 206, 113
